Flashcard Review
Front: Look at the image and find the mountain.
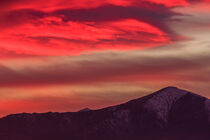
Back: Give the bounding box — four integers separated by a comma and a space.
0, 86, 210, 140
78, 108, 92, 112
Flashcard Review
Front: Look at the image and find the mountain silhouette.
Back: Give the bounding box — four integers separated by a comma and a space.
0, 87, 210, 140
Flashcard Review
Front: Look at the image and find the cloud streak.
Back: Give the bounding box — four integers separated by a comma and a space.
0, 48, 209, 87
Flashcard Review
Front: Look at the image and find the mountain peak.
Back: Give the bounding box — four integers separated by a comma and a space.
145, 86, 190, 107
157, 86, 184, 92
78, 108, 91, 112
153, 86, 189, 97
162, 86, 179, 90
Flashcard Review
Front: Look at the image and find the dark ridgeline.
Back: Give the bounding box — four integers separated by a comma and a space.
0, 87, 210, 140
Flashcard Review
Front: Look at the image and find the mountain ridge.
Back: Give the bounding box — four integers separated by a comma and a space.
0, 86, 204, 119
0, 86, 209, 140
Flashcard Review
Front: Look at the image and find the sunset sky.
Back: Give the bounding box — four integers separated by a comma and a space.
0, 0, 210, 117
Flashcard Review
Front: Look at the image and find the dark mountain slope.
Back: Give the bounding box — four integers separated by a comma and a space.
0, 87, 209, 140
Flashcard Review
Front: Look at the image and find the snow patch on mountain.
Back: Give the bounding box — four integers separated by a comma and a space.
143, 87, 188, 125
205, 99, 210, 122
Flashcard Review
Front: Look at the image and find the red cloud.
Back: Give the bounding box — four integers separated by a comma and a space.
2, 0, 207, 11
0, 2, 177, 57
1, 0, 209, 12
0, 0, 209, 57
0, 22, 170, 55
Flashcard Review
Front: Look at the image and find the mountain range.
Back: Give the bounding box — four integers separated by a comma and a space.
0, 86, 210, 140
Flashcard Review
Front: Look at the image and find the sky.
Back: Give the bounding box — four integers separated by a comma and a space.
0, 0, 210, 117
